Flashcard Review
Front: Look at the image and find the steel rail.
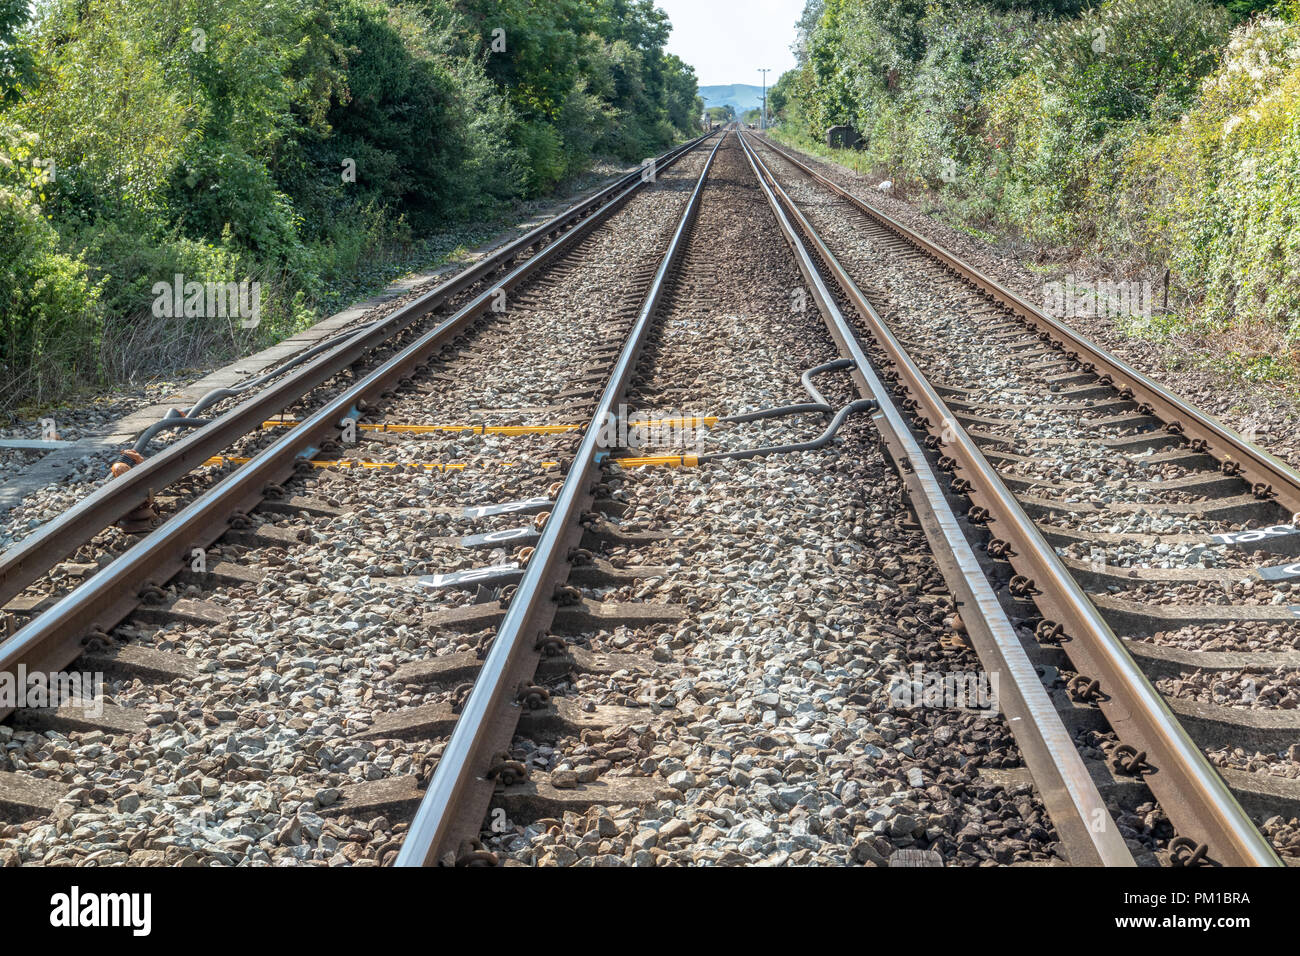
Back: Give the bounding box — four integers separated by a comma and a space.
395, 134, 726, 867
742, 132, 1282, 867
737, 133, 1133, 867
0, 133, 718, 721
0, 133, 709, 610
754, 134, 1300, 519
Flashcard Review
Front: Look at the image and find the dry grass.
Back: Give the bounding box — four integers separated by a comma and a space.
97, 307, 247, 385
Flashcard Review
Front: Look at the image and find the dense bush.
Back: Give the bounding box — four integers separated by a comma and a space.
1129, 16, 1300, 331
455, 0, 702, 193
775, 0, 1300, 348
0, 123, 102, 408
0, 0, 700, 415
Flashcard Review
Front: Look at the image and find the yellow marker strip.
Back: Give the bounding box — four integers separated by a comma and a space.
613, 454, 700, 468
261, 420, 580, 435
260, 416, 720, 435
203, 456, 558, 471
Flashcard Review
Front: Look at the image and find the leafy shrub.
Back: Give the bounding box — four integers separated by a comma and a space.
1127, 16, 1300, 330
782, 0, 1239, 263
0, 123, 101, 408
0, 0, 700, 413
514, 118, 568, 194
1030, 0, 1230, 126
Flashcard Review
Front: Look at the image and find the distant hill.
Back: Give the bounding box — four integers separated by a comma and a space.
699, 84, 766, 114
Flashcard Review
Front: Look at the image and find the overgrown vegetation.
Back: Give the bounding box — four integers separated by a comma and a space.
0, 0, 701, 414
773, 0, 1299, 374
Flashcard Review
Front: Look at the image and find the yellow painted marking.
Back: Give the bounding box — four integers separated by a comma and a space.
203, 456, 558, 471
261, 420, 580, 435
260, 416, 720, 435
613, 454, 700, 468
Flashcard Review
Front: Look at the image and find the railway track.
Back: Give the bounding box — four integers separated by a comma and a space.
743, 131, 1299, 866
412, 131, 1122, 867
0, 132, 719, 865
0, 131, 708, 620
0, 127, 1294, 867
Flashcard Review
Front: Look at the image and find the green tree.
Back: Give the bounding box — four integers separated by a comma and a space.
0, 121, 101, 408
0, 0, 697, 412
450, 0, 699, 193
768, 69, 799, 119
0, 0, 34, 103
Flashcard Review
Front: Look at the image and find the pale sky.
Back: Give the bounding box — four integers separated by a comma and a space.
655, 0, 807, 88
